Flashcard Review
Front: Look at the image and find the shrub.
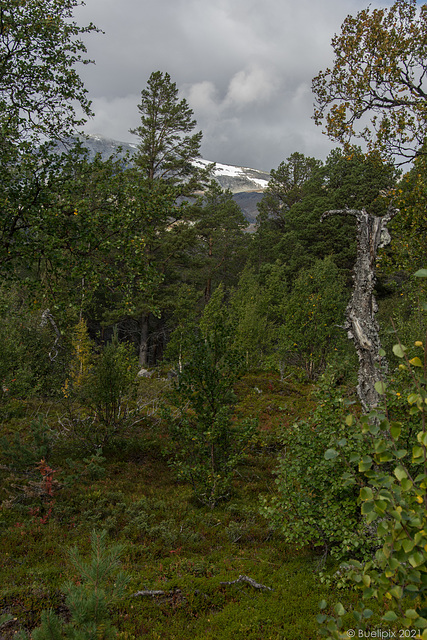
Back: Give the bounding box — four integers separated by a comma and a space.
261, 380, 374, 562
164, 326, 257, 507
318, 269, 427, 638
62, 325, 138, 450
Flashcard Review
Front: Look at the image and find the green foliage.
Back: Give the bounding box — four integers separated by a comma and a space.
198, 283, 228, 338
228, 257, 356, 380
63, 328, 138, 450
65, 319, 93, 393
229, 267, 274, 369
164, 322, 256, 507
256, 152, 322, 229
88, 334, 138, 429
163, 283, 199, 367
39, 147, 169, 321
280, 257, 350, 380
0, 416, 54, 471
380, 149, 427, 276
189, 181, 249, 303
0, 140, 173, 334
313, 0, 427, 161
0, 0, 98, 143
261, 381, 373, 562
64, 450, 107, 487
130, 70, 210, 192
318, 272, 427, 639
252, 148, 397, 282
30, 530, 128, 640
0, 287, 68, 399
378, 281, 427, 366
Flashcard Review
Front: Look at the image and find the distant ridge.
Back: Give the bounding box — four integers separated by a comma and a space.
77, 134, 270, 225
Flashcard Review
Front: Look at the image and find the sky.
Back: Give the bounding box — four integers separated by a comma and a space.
73, 0, 392, 172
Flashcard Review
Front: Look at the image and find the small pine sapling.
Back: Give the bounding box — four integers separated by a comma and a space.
31, 530, 128, 639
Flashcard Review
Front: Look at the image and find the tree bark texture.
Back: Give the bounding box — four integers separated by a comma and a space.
321, 206, 398, 411
139, 313, 149, 367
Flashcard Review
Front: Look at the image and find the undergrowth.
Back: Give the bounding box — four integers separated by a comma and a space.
0, 370, 356, 639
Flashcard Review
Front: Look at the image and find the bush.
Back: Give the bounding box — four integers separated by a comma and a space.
62, 324, 138, 450
164, 326, 257, 507
261, 380, 374, 562
318, 269, 427, 639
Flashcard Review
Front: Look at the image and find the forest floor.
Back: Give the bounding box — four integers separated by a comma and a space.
0, 371, 365, 639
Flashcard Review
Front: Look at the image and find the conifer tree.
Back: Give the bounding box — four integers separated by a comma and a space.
130, 71, 210, 193
129, 71, 212, 364
30, 530, 128, 640
190, 181, 248, 302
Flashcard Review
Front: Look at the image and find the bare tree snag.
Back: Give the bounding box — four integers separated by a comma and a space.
321, 205, 398, 411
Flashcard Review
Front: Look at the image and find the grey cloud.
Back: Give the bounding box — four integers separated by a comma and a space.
75, 0, 385, 170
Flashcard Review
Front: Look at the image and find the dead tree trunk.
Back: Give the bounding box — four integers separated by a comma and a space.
321, 205, 398, 411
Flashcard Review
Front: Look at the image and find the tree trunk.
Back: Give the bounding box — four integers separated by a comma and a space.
321, 205, 398, 411
204, 236, 213, 303
139, 313, 149, 366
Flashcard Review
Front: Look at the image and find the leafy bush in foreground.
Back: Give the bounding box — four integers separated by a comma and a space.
261, 381, 373, 563
319, 269, 427, 638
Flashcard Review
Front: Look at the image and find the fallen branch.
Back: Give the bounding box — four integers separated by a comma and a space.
131, 588, 182, 598
131, 574, 273, 599
0, 615, 17, 630
220, 574, 273, 591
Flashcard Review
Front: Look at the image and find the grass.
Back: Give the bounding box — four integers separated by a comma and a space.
0, 370, 357, 639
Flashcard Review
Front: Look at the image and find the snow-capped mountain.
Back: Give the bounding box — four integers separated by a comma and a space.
191, 158, 269, 194
78, 135, 270, 224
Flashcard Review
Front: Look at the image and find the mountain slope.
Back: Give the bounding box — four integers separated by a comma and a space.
76, 134, 270, 224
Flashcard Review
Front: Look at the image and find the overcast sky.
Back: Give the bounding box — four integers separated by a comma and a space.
74, 0, 392, 171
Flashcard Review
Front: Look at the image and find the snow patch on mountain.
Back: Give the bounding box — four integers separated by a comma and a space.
78, 134, 269, 224
81, 134, 270, 194
192, 157, 270, 192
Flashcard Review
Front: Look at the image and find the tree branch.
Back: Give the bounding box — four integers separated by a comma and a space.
220, 574, 273, 591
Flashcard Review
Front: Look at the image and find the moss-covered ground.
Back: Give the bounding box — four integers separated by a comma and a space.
0, 371, 363, 639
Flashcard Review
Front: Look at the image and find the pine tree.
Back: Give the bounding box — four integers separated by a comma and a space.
130, 71, 211, 193
128, 71, 213, 364
190, 181, 248, 302
31, 530, 128, 640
